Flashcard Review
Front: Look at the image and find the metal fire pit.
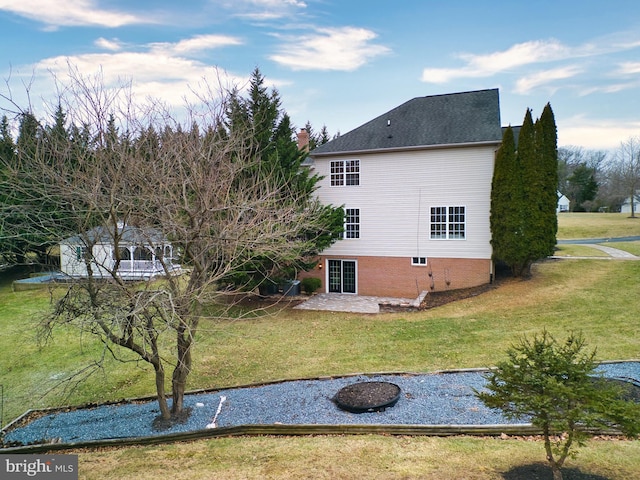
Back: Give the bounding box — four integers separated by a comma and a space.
333, 381, 401, 413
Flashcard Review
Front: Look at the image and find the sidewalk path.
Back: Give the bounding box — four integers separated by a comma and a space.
580, 244, 638, 258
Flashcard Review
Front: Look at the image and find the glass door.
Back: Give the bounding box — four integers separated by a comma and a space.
328, 260, 357, 293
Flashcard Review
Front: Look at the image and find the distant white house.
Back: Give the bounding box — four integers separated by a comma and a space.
557, 192, 570, 213
60, 222, 180, 280
621, 194, 640, 214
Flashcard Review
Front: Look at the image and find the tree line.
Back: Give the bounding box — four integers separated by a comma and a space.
0, 67, 343, 420
558, 138, 640, 215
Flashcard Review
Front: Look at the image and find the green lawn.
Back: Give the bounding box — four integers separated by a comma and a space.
1, 213, 640, 478
557, 212, 640, 239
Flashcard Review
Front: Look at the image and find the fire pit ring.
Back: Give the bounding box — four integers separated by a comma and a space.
333, 381, 401, 413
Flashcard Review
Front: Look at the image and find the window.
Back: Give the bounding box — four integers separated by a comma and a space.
113, 247, 131, 260
412, 257, 427, 266
75, 246, 90, 261
430, 206, 466, 240
345, 208, 360, 239
133, 246, 153, 261
331, 160, 360, 186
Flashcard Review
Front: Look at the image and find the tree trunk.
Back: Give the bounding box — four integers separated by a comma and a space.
154, 363, 171, 420
552, 465, 563, 480
171, 323, 192, 416
543, 426, 564, 480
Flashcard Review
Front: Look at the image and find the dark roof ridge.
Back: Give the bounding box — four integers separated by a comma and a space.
311, 88, 502, 156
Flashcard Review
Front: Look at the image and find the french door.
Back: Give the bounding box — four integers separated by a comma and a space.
328, 260, 357, 294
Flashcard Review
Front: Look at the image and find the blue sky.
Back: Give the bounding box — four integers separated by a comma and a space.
1, 0, 640, 151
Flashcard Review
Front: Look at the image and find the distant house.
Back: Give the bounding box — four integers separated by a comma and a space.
557, 192, 570, 213
621, 194, 640, 214
60, 222, 180, 280
300, 89, 503, 298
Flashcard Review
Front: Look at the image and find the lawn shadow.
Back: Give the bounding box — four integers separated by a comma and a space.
502, 463, 611, 480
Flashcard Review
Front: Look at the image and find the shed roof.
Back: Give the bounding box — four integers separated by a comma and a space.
311, 88, 502, 156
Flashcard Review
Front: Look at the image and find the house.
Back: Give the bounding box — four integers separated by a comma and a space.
620, 194, 640, 214
60, 222, 180, 280
557, 192, 570, 213
300, 88, 503, 298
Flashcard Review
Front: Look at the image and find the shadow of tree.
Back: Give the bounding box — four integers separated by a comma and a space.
502, 463, 611, 480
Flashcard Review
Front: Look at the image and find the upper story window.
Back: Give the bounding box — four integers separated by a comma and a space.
430, 206, 466, 240
331, 160, 360, 186
345, 208, 360, 239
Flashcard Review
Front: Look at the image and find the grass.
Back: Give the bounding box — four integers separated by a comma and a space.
1, 213, 640, 478
557, 212, 640, 239
74, 436, 640, 480
554, 244, 608, 257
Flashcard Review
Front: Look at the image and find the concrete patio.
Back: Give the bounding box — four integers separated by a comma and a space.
294, 292, 426, 314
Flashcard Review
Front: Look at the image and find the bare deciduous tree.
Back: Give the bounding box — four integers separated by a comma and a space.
2, 68, 340, 421
607, 136, 640, 216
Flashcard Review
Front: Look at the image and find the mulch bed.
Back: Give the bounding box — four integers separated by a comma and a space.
333, 381, 401, 413
419, 283, 496, 309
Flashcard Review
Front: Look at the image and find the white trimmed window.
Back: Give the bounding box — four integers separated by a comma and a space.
331, 159, 360, 186
345, 208, 360, 239
412, 257, 427, 266
430, 206, 466, 240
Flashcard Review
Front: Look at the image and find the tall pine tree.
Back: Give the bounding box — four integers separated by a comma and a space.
225, 68, 343, 288
537, 103, 558, 254
490, 126, 525, 275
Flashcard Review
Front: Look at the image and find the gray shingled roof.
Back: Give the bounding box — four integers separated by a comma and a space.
311, 89, 502, 156
62, 224, 167, 245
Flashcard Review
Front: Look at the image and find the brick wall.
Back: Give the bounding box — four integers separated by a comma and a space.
299, 256, 493, 298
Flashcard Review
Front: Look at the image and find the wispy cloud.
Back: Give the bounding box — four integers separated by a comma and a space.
421, 39, 573, 83
515, 65, 583, 94
95, 38, 123, 52
0, 0, 150, 28
269, 26, 390, 71
617, 61, 640, 75
217, 0, 307, 21
151, 35, 243, 55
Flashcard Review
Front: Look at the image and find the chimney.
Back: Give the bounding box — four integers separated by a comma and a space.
297, 128, 310, 152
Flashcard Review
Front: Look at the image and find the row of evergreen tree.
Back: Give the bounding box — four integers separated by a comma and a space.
491, 104, 558, 276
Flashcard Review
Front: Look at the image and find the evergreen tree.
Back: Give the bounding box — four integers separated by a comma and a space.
6, 112, 44, 263
490, 126, 525, 274
476, 331, 640, 480
224, 68, 343, 289
537, 103, 559, 255
567, 163, 598, 211
0, 115, 17, 263
303, 121, 332, 150
519, 108, 545, 267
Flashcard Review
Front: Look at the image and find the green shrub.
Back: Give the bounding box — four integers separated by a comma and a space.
301, 277, 321, 294
475, 330, 640, 480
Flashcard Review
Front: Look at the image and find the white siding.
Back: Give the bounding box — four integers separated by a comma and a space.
314, 146, 496, 259
61, 242, 115, 278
